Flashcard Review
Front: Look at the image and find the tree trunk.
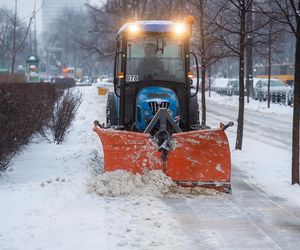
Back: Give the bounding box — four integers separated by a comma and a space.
208, 65, 211, 98
246, 43, 253, 103
235, 0, 246, 150
199, 0, 206, 125
11, 53, 16, 75
267, 49, 271, 108
11, 0, 17, 75
267, 22, 273, 109
246, 2, 253, 102
291, 6, 300, 185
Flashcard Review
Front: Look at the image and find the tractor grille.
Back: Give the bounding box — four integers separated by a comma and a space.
148, 102, 169, 115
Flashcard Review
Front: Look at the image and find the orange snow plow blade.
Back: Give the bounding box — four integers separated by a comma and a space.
94, 127, 231, 192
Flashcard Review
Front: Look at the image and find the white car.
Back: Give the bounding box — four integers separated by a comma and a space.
254, 78, 291, 101
226, 79, 239, 96
212, 78, 231, 94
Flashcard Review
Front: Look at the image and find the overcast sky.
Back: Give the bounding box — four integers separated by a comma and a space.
0, 0, 43, 19
0, 0, 43, 32
0, 0, 104, 34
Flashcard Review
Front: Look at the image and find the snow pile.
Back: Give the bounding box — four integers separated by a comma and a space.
90, 170, 174, 197
90, 169, 224, 198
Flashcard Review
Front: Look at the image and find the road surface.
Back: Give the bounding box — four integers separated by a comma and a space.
206, 100, 292, 150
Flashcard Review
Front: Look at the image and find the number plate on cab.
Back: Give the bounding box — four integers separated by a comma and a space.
126, 75, 139, 82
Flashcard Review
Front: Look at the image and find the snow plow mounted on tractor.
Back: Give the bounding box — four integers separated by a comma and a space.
94, 19, 233, 193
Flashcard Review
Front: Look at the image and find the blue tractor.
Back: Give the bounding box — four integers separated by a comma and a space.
94, 19, 233, 192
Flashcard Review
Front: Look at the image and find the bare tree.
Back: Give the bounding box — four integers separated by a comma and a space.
186, 0, 231, 126
265, 20, 284, 108
81, 0, 190, 74
256, 0, 300, 184
0, 0, 32, 74
198, 0, 207, 126
274, 0, 300, 185
208, 0, 254, 150
246, 2, 254, 102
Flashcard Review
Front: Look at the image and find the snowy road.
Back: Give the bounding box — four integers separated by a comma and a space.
1, 87, 300, 250
206, 100, 292, 150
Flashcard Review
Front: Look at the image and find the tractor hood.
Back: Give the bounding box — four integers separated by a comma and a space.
135, 86, 179, 131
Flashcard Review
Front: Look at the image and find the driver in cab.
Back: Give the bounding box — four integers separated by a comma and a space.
137, 43, 165, 79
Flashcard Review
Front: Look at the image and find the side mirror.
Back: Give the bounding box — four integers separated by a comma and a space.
189, 52, 199, 97
113, 52, 122, 97
113, 77, 118, 86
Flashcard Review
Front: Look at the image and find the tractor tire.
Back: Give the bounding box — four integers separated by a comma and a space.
106, 92, 118, 126
189, 95, 200, 126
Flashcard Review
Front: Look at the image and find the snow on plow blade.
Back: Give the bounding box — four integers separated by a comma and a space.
94, 128, 231, 193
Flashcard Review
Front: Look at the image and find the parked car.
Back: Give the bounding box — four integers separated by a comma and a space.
226, 79, 239, 96
211, 78, 231, 95
288, 81, 294, 106
254, 78, 291, 101
52, 77, 76, 87
191, 78, 210, 91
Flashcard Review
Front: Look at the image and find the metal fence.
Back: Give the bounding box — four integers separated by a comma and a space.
210, 87, 293, 106
256, 91, 292, 106
211, 86, 228, 96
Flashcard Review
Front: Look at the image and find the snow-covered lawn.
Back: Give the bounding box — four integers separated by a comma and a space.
208, 91, 293, 116
231, 136, 300, 206
206, 92, 300, 207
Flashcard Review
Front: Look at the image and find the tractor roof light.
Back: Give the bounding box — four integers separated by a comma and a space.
129, 23, 139, 33
174, 23, 186, 35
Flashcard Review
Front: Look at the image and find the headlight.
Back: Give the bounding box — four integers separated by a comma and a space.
144, 110, 149, 116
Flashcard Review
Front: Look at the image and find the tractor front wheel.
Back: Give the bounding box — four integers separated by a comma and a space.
190, 95, 200, 126
106, 92, 118, 126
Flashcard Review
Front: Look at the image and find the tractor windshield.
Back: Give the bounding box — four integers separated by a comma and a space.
126, 36, 185, 83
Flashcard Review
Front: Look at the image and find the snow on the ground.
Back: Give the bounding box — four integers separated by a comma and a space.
205, 92, 300, 207
1, 86, 299, 249
230, 134, 300, 207
208, 92, 293, 116
0, 87, 188, 250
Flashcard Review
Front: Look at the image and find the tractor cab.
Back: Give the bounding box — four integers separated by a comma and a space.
112, 20, 199, 132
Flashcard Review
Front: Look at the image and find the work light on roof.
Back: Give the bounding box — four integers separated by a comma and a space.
129, 23, 139, 33
174, 23, 186, 35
